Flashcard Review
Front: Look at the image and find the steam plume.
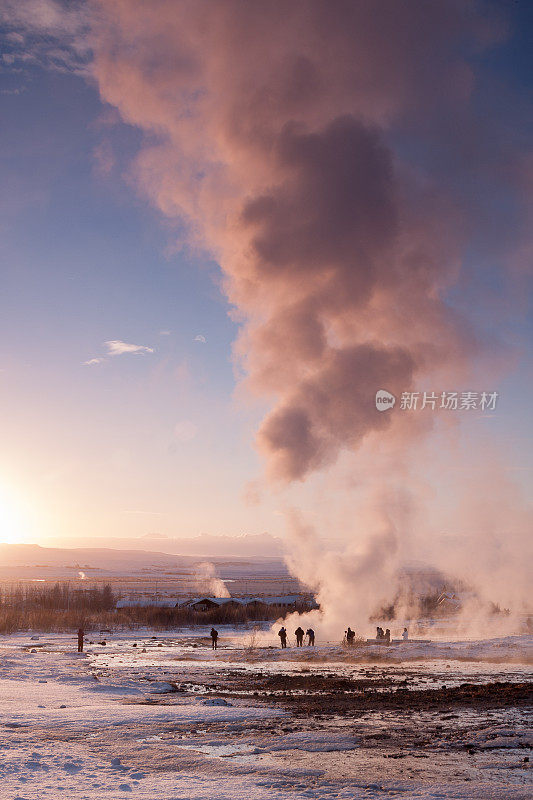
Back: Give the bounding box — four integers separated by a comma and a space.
91, 0, 490, 477
89, 1, 531, 632
193, 561, 230, 599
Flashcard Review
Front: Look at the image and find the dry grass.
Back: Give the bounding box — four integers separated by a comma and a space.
0, 608, 124, 634
117, 604, 281, 629
341, 634, 366, 648
0, 583, 291, 633
243, 625, 263, 660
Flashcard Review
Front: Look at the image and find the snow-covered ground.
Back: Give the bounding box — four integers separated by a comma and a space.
0, 630, 531, 799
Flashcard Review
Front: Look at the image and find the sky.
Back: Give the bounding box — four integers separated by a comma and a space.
0, 0, 531, 565
0, 13, 273, 543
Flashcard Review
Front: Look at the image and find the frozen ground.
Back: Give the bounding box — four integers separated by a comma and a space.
0, 629, 531, 799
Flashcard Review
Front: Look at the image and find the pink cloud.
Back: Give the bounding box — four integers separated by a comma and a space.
89, 0, 524, 482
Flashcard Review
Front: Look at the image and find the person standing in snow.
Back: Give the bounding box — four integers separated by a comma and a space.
402, 627, 409, 641
306, 628, 315, 646
210, 628, 219, 650
384, 628, 391, 644
345, 627, 355, 646
77, 627, 84, 653
278, 627, 287, 648
295, 627, 304, 647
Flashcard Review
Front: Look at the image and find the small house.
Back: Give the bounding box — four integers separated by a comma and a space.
185, 597, 221, 612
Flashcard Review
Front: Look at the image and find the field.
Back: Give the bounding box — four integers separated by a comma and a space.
0, 625, 531, 799
0, 557, 306, 632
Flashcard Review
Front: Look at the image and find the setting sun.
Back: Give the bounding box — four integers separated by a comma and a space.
0, 483, 30, 544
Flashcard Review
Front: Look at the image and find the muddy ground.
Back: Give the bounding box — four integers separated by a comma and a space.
175, 669, 533, 715
80, 633, 532, 795
124, 668, 532, 795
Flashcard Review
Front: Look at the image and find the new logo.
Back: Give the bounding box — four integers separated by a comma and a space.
375, 389, 396, 411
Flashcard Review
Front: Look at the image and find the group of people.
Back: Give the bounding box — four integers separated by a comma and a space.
375, 626, 390, 644
216, 625, 409, 649
76, 625, 409, 652
375, 626, 409, 643
278, 626, 315, 647
214, 626, 317, 649
277, 626, 410, 648
214, 625, 408, 649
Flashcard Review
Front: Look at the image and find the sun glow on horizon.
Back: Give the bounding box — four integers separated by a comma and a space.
0, 483, 32, 544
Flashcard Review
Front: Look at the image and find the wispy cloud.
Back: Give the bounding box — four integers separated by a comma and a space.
173, 420, 198, 443
194, 334, 206, 343
0, 86, 25, 95
105, 340, 154, 356
84, 340, 154, 365
0, 0, 92, 76
159, 330, 171, 336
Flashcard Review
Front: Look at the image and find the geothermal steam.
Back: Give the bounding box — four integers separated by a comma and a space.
193, 561, 230, 599
91, 1, 531, 632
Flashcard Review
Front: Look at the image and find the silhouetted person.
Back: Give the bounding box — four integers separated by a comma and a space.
346, 627, 355, 646
77, 627, 84, 653
384, 628, 391, 645
306, 628, 315, 646
376, 627, 384, 641
210, 628, 219, 650
295, 627, 304, 647
402, 627, 409, 641
278, 627, 287, 648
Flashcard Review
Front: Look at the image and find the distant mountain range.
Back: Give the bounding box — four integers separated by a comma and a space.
45, 532, 285, 558
0, 532, 285, 573
0, 543, 183, 571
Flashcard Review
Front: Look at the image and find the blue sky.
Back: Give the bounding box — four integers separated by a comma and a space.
0, 66, 281, 542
